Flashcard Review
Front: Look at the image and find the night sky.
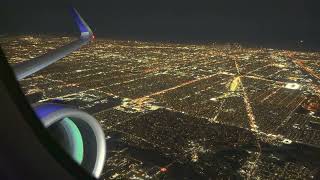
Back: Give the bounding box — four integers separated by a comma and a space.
1, 0, 320, 49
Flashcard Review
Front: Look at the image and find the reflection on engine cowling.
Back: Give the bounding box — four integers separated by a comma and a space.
33, 103, 106, 178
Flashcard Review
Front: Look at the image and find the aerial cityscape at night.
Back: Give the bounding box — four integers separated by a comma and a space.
2, 35, 320, 179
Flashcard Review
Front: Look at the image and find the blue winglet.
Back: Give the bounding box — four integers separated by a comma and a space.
70, 7, 93, 36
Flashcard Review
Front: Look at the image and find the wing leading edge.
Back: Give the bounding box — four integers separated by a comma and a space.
13, 8, 94, 80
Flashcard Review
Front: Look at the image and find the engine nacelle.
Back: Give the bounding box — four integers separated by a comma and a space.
32, 103, 106, 178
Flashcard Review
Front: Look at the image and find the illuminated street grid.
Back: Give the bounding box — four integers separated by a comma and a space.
2, 35, 320, 179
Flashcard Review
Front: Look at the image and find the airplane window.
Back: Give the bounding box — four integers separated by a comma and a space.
1, 1, 320, 179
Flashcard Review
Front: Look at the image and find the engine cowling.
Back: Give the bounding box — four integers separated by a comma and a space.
32, 103, 106, 178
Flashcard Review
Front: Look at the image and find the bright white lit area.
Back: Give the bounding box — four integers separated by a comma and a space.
284, 83, 301, 90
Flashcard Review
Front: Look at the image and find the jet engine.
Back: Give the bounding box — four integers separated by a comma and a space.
33, 103, 106, 178
6, 7, 106, 178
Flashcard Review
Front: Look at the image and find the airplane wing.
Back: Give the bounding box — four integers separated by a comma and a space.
12, 8, 94, 80
4, 8, 106, 178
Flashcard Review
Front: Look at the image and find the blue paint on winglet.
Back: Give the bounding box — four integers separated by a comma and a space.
70, 7, 90, 33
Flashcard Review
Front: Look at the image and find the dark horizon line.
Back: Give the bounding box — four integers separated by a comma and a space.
2, 32, 320, 53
